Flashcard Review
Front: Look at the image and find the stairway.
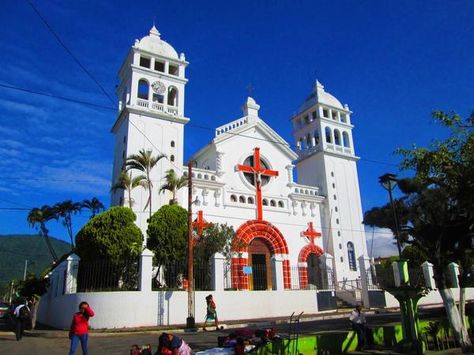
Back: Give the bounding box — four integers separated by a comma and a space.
336, 296, 354, 309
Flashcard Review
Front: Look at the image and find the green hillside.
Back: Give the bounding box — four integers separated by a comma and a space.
0, 234, 72, 286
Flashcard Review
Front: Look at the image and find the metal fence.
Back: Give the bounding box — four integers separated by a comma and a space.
77, 257, 139, 292
153, 259, 212, 291
289, 265, 335, 290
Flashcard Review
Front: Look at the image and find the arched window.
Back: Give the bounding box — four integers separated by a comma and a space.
342, 132, 350, 148
314, 129, 320, 145
347, 242, 357, 271
230, 194, 237, 202
170, 140, 175, 148
270, 200, 276, 207
325, 127, 332, 143
334, 129, 341, 145
262, 199, 268, 206
306, 133, 312, 148
278, 201, 284, 208
167, 87, 178, 106
239, 196, 246, 203
137, 79, 149, 100
170, 155, 175, 162
247, 197, 254, 204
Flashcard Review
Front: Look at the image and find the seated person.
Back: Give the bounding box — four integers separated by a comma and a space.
156, 333, 193, 355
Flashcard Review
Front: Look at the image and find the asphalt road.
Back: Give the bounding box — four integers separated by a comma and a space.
0, 310, 446, 355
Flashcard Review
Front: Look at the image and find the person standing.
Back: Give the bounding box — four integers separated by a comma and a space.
13, 300, 31, 341
349, 304, 371, 350
69, 301, 94, 355
203, 294, 218, 331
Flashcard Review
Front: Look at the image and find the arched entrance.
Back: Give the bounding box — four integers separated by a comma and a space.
298, 244, 324, 289
232, 220, 290, 290
248, 238, 272, 290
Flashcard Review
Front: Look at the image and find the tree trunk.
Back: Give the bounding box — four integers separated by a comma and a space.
438, 287, 472, 350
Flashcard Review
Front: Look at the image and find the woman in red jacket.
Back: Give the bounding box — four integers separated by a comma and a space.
69, 301, 94, 355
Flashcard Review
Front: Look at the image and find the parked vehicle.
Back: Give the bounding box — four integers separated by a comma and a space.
0, 302, 10, 322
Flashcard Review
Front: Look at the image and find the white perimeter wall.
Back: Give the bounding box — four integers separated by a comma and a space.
38, 290, 318, 329
384, 287, 474, 308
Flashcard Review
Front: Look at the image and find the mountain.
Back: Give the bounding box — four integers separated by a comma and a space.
0, 234, 72, 286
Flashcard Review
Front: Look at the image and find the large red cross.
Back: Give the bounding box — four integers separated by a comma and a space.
236, 147, 279, 220
301, 222, 321, 245
192, 210, 209, 236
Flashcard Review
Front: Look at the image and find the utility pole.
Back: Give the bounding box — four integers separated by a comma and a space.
23, 259, 28, 280
186, 160, 195, 329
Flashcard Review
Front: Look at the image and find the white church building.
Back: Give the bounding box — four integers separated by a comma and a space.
37, 25, 473, 329
111, 25, 368, 291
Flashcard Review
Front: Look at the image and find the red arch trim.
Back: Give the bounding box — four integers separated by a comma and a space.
298, 245, 324, 289
298, 244, 324, 262
233, 220, 289, 254
232, 220, 290, 289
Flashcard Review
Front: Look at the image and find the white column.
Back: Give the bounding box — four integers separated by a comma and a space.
271, 255, 284, 290
392, 261, 401, 287
422, 261, 436, 289
285, 164, 294, 187
139, 248, 154, 292
216, 151, 224, 177
211, 253, 225, 291
448, 262, 460, 288
64, 254, 80, 294
321, 253, 334, 288
358, 256, 371, 307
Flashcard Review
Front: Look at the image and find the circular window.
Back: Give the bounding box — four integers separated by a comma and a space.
242, 155, 272, 186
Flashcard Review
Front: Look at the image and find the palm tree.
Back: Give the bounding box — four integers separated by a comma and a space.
81, 197, 105, 218
125, 149, 166, 219
111, 170, 146, 208
54, 200, 82, 248
27, 205, 58, 262
160, 169, 188, 205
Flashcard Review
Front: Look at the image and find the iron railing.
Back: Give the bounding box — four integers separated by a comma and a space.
77, 257, 139, 292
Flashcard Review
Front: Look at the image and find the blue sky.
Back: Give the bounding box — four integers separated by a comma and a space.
1, 0, 473, 257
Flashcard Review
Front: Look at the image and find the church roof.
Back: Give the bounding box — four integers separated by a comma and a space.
134, 25, 179, 59
298, 81, 345, 113
191, 97, 298, 162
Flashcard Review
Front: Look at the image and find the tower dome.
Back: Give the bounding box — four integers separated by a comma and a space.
134, 25, 179, 59
298, 80, 344, 113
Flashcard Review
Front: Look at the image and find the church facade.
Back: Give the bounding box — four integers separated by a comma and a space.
111, 25, 368, 291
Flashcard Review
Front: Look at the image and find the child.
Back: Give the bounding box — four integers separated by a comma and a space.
203, 294, 218, 331
69, 301, 94, 355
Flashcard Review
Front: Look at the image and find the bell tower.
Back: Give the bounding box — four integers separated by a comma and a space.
111, 25, 189, 231
291, 81, 367, 282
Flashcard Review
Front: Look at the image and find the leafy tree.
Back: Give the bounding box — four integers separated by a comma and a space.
126, 149, 166, 219
365, 111, 474, 350
54, 200, 82, 248
17, 275, 49, 298
193, 223, 236, 263
27, 205, 59, 262
111, 170, 146, 208
75, 206, 143, 263
160, 169, 187, 205
81, 197, 105, 218
147, 204, 187, 266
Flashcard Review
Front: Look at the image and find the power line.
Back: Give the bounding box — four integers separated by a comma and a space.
0, 83, 115, 111
25, 0, 115, 105
0, 81, 399, 169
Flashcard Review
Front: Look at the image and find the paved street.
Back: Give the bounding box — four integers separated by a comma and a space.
0, 311, 448, 354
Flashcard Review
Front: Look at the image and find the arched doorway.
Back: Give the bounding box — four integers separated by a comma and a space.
306, 253, 327, 289
298, 244, 324, 289
248, 238, 272, 290
232, 220, 290, 290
